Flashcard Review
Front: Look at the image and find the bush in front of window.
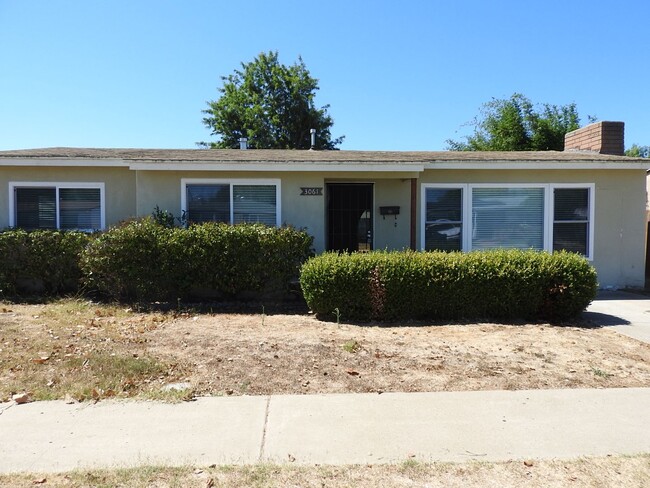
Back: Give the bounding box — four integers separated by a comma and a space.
183, 222, 314, 297
300, 249, 598, 322
80, 218, 314, 301
0, 229, 91, 297
80, 218, 170, 300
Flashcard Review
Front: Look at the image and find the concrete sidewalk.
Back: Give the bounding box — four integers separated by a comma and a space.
1, 387, 649, 473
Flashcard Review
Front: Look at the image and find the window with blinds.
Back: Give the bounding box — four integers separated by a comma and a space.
471, 187, 545, 251
185, 182, 278, 226
14, 186, 102, 231
15, 188, 57, 229
424, 187, 462, 251
233, 185, 277, 225
553, 188, 589, 255
59, 188, 101, 230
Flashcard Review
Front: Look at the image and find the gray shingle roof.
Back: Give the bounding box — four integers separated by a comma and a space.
0, 147, 643, 162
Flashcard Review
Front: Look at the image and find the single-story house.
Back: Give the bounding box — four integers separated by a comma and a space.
0, 121, 647, 289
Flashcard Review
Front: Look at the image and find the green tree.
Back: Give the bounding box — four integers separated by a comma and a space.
446, 93, 581, 151
625, 144, 650, 158
201, 51, 344, 149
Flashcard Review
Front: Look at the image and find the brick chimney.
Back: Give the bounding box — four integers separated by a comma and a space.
564, 121, 625, 155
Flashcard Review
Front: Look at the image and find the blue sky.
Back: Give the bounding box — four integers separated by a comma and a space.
1, 0, 648, 151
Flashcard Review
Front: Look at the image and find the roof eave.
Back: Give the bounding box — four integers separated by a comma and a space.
127, 161, 426, 172
0, 158, 129, 168
423, 161, 650, 170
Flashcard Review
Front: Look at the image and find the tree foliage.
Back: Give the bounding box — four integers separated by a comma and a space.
201, 51, 343, 150
625, 144, 650, 158
446, 93, 581, 151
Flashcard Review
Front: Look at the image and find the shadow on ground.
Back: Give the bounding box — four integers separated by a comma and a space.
581, 311, 630, 327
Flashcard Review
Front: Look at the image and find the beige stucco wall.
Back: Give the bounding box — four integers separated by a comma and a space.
135, 170, 416, 253
418, 169, 647, 289
3, 164, 641, 289
0, 166, 136, 229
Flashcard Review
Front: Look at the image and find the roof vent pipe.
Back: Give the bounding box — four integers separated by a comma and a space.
310, 129, 316, 150
239, 137, 248, 150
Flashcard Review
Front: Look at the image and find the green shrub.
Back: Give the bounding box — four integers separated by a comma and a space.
300, 250, 598, 322
80, 218, 314, 301
0, 229, 91, 296
80, 218, 170, 300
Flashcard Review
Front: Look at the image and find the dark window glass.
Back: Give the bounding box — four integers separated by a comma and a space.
187, 184, 230, 223
425, 188, 462, 251
15, 188, 56, 229
553, 188, 589, 255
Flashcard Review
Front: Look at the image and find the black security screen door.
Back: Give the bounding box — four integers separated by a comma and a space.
327, 183, 373, 252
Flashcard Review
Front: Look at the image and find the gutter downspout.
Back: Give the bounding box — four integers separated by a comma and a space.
410, 178, 417, 250
135, 169, 139, 218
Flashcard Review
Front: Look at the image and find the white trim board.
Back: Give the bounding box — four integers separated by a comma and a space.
132, 162, 425, 172
0, 159, 128, 167
423, 161, 649, 170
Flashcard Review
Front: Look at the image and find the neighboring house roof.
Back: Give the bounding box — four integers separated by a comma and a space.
0, 147, 647, 172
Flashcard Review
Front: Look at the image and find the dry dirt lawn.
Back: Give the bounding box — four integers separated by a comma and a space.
1, 455, 649, 488
1, 299, 650, 401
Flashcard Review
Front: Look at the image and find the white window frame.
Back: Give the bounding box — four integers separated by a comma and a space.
420, 183, 468, 251
550, 183, 595, 260
9, 182, 106, 231
181, 178, 281, 227
421, 183, 594, 260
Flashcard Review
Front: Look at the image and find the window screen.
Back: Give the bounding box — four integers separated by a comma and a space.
186, 184, 230, 223
15, 187, 56, 229
471, 187, 544, 250
424, 188, 462, 251
553, 188, 589, 255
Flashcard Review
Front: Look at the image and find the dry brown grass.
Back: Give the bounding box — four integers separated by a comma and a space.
1, 455, 648, 487
0, 300, 187, 402
1, 298, 650, 402
2, 300, 649, 486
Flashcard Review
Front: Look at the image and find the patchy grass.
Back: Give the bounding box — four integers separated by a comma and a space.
342, 339, 361, 353
0, 455, 649, 487
2, 299, 650, 402
0, 299, 187, 402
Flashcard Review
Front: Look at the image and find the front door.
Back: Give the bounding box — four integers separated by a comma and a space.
327, 183, 373, 252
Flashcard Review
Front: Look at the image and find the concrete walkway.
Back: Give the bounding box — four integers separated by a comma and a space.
1, 290, 650, 474
1, 388, 649, 473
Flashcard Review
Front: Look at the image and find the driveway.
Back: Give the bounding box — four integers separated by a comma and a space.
583, 290, 650, 344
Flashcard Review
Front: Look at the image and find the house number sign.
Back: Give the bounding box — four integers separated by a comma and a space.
300, 187, 323, 196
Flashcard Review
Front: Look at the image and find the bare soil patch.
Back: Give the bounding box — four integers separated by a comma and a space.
1, 299, 650, 401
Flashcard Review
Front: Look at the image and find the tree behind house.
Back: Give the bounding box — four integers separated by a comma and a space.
446, 93, 581, 151
201, 51, 344, 150
625, 144, 650, 158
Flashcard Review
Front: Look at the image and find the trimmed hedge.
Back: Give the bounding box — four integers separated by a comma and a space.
0, 229, 91, 296
80, 218, 314, 301
300, 250, 598, 322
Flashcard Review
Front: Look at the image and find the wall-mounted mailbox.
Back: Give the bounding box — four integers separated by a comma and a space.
379, 206, 400, 216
